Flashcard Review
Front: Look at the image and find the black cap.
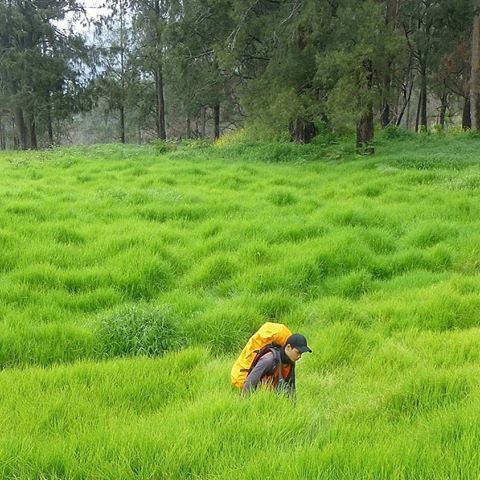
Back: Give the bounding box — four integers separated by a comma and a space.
286, 333, 312, 353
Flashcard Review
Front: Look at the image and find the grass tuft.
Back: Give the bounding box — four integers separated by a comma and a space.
268, 190, 298, 206
97, 304, 185, 357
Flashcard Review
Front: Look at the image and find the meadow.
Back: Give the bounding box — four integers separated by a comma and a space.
1, 131, 480, 478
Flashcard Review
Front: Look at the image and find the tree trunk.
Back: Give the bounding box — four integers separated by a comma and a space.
120, 1, 126, 145
120, 105, 125, 143
13, 116, 18, 149
406, 88, 412, 129
381, 101, 390, 128
420, 62, 428, 130
288, 25, 316, 143
14, 108, 28, 150
213, 103, 220, 140
415, 89, 422, 133
47, 106, 54, 146
289, 118, 316, 144
356, 59, 374, 154
186, 115, 191, 138
0, 116, 4, 150
396, 80, 413, 127
471, 0, 480, 129
27, 113, 37, 149
402, 55, 414, 129
438, 94, 448, 128
380, 70, 391, 128
381, 3, 395, 128
356, 108, 374, 154
153, 0, 166, 141
155, 66, 166, 140
194, 118, 199, 138
200, 106, 206, 138
463, 96, 472, 129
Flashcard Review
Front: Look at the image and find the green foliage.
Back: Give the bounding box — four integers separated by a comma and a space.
315, 0, 403, 133
178, 139, 212, 149
381, 126, 414, 140
0, 0, 91, 148
148, 139, 178, 154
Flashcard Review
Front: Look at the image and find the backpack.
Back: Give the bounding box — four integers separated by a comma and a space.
231, 322, 292, 389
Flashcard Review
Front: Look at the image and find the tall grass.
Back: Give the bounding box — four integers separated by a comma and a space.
1, 133, 480, 477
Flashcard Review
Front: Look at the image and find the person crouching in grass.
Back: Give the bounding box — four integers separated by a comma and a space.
242, 334, 312, 396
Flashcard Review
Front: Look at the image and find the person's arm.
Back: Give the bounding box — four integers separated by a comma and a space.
242, 352, 275, 394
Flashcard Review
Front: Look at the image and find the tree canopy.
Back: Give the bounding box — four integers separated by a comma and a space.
0, 0, 477, 150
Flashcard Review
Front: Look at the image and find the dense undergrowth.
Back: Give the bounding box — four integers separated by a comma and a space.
1, 131, 480, 478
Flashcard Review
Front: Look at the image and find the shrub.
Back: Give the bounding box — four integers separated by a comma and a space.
261, 143, 297, 163
382, 126, 413, 140
178, 139, 211, 149
214, 124, 287, 145
214, 129, 249, 147
149, 139, 177, 154
97, 305, 185, 357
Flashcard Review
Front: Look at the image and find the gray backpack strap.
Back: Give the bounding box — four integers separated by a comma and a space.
270, 347, 285, 383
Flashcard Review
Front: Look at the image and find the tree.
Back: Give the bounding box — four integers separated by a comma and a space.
399, 0, 471, 132
131, 0, 171, 140
0, 0, 89, 149
97, 0, 137, 143
472, 0, 480, 129
224, 0, 330, 144
316, 0, 401, 153
432, 39, 471, 129
163, 0, 235, 140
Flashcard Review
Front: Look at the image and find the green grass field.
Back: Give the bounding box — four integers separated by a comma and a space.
1, 132, 480, 478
